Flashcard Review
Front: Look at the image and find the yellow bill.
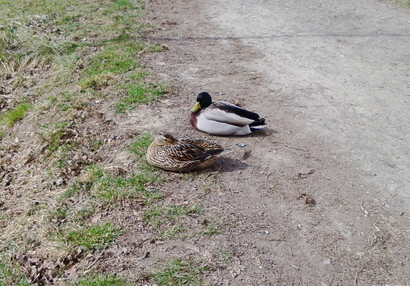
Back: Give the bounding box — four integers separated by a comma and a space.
191, 102, 201, 112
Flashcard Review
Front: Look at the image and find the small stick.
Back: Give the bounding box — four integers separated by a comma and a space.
265, 172, 272, 188
274, 141, 308, 152
283, 143, 309, 152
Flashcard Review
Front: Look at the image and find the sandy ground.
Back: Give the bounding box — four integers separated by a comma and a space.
137, 0, 410, 284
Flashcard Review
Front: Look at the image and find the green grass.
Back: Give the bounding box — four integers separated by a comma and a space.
129, 70, 151, 80
55, 163, 162, 226
63, 222, 121, 251
0, 0, 170, 282
218, 249, 235, 264
75, 208, 95, 221
38, 121, 81, 169
0, 0, 145, 48
47, 91, 86, 111
51, 161, 163, 251
162, 225, 187, 239
0, 0, 164, 96
199, 218, 222, 237
395, 0, 410, 6
149, 258, 210, 286
62, 181, 92, 199
199, 225, 222, 237
56, 158, 163, 221
130, 133, 154, 157
87, 165, 161, 203
115, 71, 168, 113
50, 208, 67, 221
1, 103, 31, 127
129, 133, 161, 173
94, 173, 159, 202
86, 44, 144, 76
146, 43, 167, 53
0, 258, 30, 286
115, 82, 166, 113
78, 43, 146, 90
89, 139, 104, 151
72, 274, 129, 286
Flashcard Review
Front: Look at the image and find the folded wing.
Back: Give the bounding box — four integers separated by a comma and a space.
203, 102, 261, 126
166, 144, 212, 161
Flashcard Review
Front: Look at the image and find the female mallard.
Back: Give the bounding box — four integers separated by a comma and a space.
147, 133, 223, 172
190, 92, 267, 135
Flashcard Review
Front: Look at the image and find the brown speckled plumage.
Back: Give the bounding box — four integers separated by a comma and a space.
147, 134, 223, 172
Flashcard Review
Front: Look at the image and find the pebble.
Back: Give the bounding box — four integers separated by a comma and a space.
323, 259, 331, 265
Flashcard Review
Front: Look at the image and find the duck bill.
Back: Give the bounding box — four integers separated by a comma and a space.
191, 102, 201, 112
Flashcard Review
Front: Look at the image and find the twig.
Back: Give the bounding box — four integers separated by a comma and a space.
354, 265, 364, 286
265, 172, 272, 188
283, 143, 308, 151
84, 250, 105, 271
275, 141, 309, 152
289, 263, 299, 270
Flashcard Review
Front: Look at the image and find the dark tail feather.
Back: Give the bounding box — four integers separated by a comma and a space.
249, 118, 266, 127
250, 118, 267, 131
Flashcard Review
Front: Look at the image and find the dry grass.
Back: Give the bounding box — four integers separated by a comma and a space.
0, 0, 233, 284
0, 0, 170, 284
1, 53, 52, 75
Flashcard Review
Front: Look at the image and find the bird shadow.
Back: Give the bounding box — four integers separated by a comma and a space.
249, 127, 278, 137
215, 156, 249, 173
212, 127, 277, 139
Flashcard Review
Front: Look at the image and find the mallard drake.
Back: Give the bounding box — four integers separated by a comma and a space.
190, 92, 267, 135
146, 133, 223, 172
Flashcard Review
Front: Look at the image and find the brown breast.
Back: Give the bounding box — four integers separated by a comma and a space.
189, 112, 198, 128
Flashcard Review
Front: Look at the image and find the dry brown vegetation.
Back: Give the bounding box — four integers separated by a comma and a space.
0, 0, 181, 284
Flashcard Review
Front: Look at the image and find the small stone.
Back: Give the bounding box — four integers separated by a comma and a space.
237, 143, 246, 147
356, 252, 365, 257
56, 178, 65, 186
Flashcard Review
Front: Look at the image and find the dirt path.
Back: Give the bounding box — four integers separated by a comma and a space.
141, 0, 410, 284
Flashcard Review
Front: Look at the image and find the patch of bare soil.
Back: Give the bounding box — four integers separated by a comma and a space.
90, 0, 409, 285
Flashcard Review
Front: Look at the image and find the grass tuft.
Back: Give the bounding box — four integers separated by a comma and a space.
39, 121, 73, 153
72, 273, 129, 286
130, 133, 153, 157
87, 165, 161, 203
78, 43, 145, 90
1, 103, 31, 127
162, 225, 186, 239
0, 257, 30, 286
199, 225, 222, 237
115, 82, 166, 113
63, 222, 121, 251
199, 218, 222, 237
149, 258, 210, 286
